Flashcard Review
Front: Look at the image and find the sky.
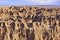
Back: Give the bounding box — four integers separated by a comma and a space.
0, 0, 60, 6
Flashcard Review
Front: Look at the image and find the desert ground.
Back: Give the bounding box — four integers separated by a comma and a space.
0, 6, 60, 40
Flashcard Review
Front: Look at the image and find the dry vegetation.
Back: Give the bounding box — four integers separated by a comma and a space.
0, 6, 60, 40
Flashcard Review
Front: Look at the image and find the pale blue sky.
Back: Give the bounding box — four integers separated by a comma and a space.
0, 0, 60, 6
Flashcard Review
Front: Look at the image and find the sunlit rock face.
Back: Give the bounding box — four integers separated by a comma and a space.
0, 6, 60, 40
